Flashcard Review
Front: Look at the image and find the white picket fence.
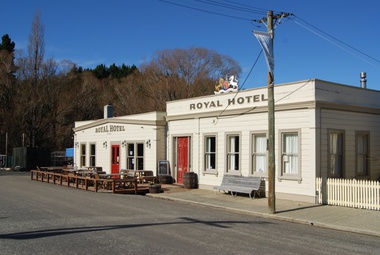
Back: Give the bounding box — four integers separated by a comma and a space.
316, 178, 380, 211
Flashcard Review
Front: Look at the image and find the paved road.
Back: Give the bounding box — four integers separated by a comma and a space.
1, 172, 379, 255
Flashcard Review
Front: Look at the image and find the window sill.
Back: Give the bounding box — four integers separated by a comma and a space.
354, 175, 370, 180
203, 170, 218, 176
252, 172, 268, 178
278, 175, 302, 183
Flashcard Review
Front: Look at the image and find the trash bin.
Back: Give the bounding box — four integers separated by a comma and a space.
159, 174, 173, 184
183, 172, 197, 189
149, 184, 162, 193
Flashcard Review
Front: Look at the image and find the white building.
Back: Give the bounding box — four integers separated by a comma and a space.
73, 79, 380, 203
73, 108, 166, 174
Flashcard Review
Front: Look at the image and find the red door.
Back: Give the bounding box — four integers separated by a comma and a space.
111, 145, 120, 174
177, 137, 189, 184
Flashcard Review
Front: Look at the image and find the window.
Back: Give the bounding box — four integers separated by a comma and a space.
204, 136, 216, 172
80, 144, 86, 167
279, 131, 301, 180
329, 131, 344, 178
127, 142, 144, 170
356, 132, 369, 177
252, 134, 267, 175
90, 144, 96, 167
227, 134, 240, 173
136, 143, 144, 170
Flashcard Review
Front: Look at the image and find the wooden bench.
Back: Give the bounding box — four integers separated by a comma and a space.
213, 175, 265, 198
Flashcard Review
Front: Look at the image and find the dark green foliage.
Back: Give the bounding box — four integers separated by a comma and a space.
0, 34, 15, 53
92, 64, 110, 79
91, 63, 137, 79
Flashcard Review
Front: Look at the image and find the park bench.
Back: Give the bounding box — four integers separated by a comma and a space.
213, 175, 265, 198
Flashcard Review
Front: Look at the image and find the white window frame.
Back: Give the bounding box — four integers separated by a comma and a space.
90, 143, 96, 167
126, 142, 144, 170
356, 131, 369, 178
251, 133, 267, 177
329, 130, 344, 178
278, 130, 301, 181
226, 133, 241, 174
204, 134, 217, 174
80, 144, 86, 168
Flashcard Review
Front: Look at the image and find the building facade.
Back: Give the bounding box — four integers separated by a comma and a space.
73, 79, 380, 203
73, 109, 166, 174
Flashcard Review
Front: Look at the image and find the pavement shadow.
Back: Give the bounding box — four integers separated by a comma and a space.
0, 217, 275, 240
276, 204, 326, 214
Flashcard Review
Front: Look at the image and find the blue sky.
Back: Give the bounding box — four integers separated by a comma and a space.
1, 0, 380, 90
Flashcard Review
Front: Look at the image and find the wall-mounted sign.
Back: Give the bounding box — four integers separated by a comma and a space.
190, 93, 267, 111
95, 125, 126, 133
158, 160, 170, 175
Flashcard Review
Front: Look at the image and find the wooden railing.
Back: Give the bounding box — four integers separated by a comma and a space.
316, 177, 380, 211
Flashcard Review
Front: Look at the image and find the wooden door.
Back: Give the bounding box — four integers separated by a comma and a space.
177, 137, 189, 184
111, 145, 120, 174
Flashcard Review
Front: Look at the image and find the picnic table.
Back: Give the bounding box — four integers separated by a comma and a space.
76, 170, 94, 176
98, 173, 122, 179
39, 166, 64, 173
120, 170, 157, 183
61, 167, 89, 175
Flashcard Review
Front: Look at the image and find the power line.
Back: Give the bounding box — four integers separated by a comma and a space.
293, 15, 380, 69
196, 0, 267, 15
215, 49, 263, 121
222, 0, 269, 13
159, 0, 251, 21
159, 0, 266, 21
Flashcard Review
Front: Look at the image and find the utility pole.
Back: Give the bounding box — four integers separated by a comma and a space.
253, 11, 292, 214
266, 11, 276, 214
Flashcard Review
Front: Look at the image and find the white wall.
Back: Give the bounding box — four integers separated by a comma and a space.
74, 111, 166, 174
319, 109, 380, 180
167, 107, 318, 201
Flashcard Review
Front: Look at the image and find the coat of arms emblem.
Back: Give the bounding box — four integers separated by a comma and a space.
214, 75, 238, 94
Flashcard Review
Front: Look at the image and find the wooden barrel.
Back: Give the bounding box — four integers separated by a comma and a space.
183, 172, 197, 189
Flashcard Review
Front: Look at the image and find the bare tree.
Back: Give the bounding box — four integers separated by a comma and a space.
138, 47, 241, 103
28, 9, 45, 82
112, 71, 157, 114
14, 10, 55, 148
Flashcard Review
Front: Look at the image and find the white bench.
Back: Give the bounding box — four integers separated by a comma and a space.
214, 175, 264, 198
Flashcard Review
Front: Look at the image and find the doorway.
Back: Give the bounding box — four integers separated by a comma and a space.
111, 145, 120, 174
176, 137, 189, 184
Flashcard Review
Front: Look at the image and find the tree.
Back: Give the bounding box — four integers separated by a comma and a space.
0, 34, 16, 53
92, 64, 110, 79
136, 47, 241, 109
92, 63, 137, 79
0, 34, 17, 153
28, 10, 45, 82
14, 10, 57, 148
0, 34, 17, 106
